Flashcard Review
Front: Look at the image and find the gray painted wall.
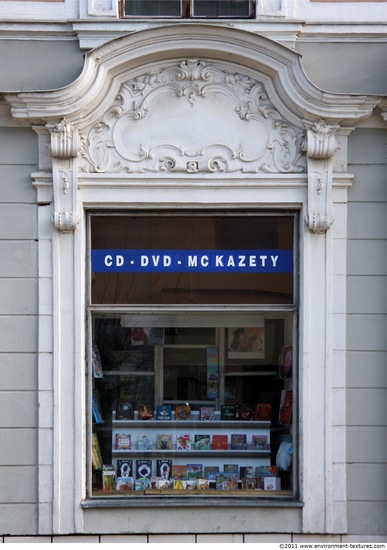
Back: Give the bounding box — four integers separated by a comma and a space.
296, 42, 387, 94
0, 39, 386, 96
0, 40, 84, 92
347, 129, 387, 535
0, 128, 39, 535
0, 41, 82, 534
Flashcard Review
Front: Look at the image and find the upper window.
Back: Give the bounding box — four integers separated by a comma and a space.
121, 0, 255, 18
91, 214, 294, 305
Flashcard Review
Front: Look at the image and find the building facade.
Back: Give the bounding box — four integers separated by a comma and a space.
0, 0, 386, 543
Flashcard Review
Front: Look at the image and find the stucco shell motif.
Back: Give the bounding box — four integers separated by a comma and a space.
79, 59, 306, 174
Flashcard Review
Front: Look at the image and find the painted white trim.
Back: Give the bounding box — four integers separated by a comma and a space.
2, 21, 387, 51
31, 171, 349, 534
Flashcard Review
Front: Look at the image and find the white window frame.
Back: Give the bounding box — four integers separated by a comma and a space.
42, 174, 343, 533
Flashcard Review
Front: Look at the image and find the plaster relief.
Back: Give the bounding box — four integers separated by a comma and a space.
79, 59, 306, 174
49, 119, 80, 232
304, 120, 338, 233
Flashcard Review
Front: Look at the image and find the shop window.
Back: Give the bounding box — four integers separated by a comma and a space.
121, 0, 254, 18
89, 213, 297, 499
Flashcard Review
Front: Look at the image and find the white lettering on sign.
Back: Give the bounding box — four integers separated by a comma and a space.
141, 255, 172, 267
138, 254, 282, 268
93, 250, 293, 273
104, 254, 124, 267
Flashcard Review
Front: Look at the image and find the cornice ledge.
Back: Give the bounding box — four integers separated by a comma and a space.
2, 25, 383, 131
298, 23, 387, 43
72, 20, 304, 50
0, 22, 76, 41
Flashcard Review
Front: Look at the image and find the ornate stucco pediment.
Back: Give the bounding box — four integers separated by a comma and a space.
79, 58, 306, 175
3, 25, 382, 233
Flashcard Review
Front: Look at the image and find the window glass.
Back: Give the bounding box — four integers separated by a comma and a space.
89, 213, 296, 499
91, 316, 294, 496
124, 0, 182, 16
122, 0, 253, 18
91, 215, 294, 305
193, 0, 251, 17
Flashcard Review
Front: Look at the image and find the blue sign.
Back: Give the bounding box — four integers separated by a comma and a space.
92, 250, 293, 273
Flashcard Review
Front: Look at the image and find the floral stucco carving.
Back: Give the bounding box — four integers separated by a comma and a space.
79, 59, 306, 175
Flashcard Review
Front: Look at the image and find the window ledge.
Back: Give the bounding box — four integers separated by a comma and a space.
81, 495, 304, 508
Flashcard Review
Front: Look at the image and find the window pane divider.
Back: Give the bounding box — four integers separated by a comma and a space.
162, 344, 213, 349
225, 371, 277, 377
89, 305, 297, 314
103, 370, 155, 376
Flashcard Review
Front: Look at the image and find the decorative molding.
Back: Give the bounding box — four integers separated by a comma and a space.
305, 119, 337, 159
52, 209, 79, 233
79, 59, 306, 175
51, 118, 79, 159
304, 120, 338, 233
49, 119, 79, 232
87, 0, 118, 17
380, 99, 387, 121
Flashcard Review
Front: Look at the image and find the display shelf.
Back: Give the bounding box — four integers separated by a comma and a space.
92, 489, 293, 498
112, 419, 271, 429
110, 414, 272, 474
91, 307, 294, 496
112, 449, 271, 457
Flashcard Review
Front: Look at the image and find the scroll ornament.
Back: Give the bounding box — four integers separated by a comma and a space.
79, 59, 306, 175
304, 120, 338, 233
50, 119, 80, 232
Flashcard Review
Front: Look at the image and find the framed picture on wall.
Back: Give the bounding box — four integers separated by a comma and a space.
227, 326, 265, 359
